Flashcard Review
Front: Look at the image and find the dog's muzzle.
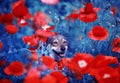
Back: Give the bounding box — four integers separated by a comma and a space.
52, 49, 66, 57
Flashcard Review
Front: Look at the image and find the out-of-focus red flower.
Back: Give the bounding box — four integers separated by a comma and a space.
22, 35, 38, 47
88, 26, 109, 41
50, 71, 68, 83
66, 9, 79, 22
58, 58, 71, 70
78, 3, 100, 22
35, 29, 57, 43
5, 25, 19, 34
110, 6, 118, 15
0, 79, 13, 83
0, 13, 14, 25
0, 42, 3, 50
41, 71, 68, 83
41, 0, 59, 5
90, 54, 118, 69
66, 3, 100, 22
91, 66, 120, 83
30, 52, 39, 61
66, 13, 79, 22
78, 12, 97, 23
112, 38, 120, 53
33, 11, 52, 28
41, 56, 57, 70
24, 68, 41, 83
0, 59, 7, 67
12, 0, 29, 18
115, 64, 120, 80
69, 53, 94, 79
4, 61, 25, 76
41, 75, 56, 83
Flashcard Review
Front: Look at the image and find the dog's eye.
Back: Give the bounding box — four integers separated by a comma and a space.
53, 41, 58, 44
52, 39, 59, 46
63, 41, 67, 44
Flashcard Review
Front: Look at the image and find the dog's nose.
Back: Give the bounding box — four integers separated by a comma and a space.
61, 46, 65, 51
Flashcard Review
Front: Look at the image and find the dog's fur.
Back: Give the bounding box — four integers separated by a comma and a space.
47, 35, 68, 61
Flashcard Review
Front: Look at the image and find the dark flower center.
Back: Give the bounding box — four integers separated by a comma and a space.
116, 42, 120, 47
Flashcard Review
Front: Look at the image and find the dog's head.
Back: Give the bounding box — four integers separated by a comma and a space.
47, 35, 68, 58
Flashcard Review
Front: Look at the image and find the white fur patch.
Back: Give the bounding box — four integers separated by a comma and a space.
51, 46, 58, 50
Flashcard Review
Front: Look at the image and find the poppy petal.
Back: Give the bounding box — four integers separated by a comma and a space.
24, 68, 41, 83
0, 79, 13, 83
5, 25, 18, 34
4, 61, 25, 76
112, 38, 120, 53
41, 75, 56, 83
22, 36, 38, 46
0, 42, 3, 50
91, 67, 120, 83
88, 26, 109, 41
30, 52, 39, 61
41, 56, 57, 70
90, 54, 118, 68
50, 71, 68, 83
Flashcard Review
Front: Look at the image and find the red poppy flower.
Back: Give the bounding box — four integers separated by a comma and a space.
0, 79, 13, 83
66, 13, 79, 22
112, 38, 120, 53
50, 71, 68, 83
90, 54, 118, 69
41, 75, 56, 83
115, 64, 120, 79
0, 42, 3, 50
78, 3, 99, 22
69, 53, 94, 76
35, 29, 57, 43
91, 66, 120, 83
12, 0, 29, 18
41, 56, 57, 70
78, 13, 97, 23
22, 35, 38, 46
67, 13, 79, 19
24, 68, 41, 83
58, 58, 71, 70
5, 25, 19, 34
30, 52, 39, 61
0, 59, 7, 67
33, 11, 52, 28
4, 61, 25, 76
0, 13, 14, 25
88, 26, 109, 41
41, 0, 59, 5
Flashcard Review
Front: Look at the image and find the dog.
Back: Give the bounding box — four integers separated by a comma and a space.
47, 35, 68, 61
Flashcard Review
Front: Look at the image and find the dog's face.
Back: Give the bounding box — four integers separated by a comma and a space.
47, 35, 68, 57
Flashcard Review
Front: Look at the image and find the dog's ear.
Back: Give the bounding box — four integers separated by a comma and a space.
46, 36, 53, 44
